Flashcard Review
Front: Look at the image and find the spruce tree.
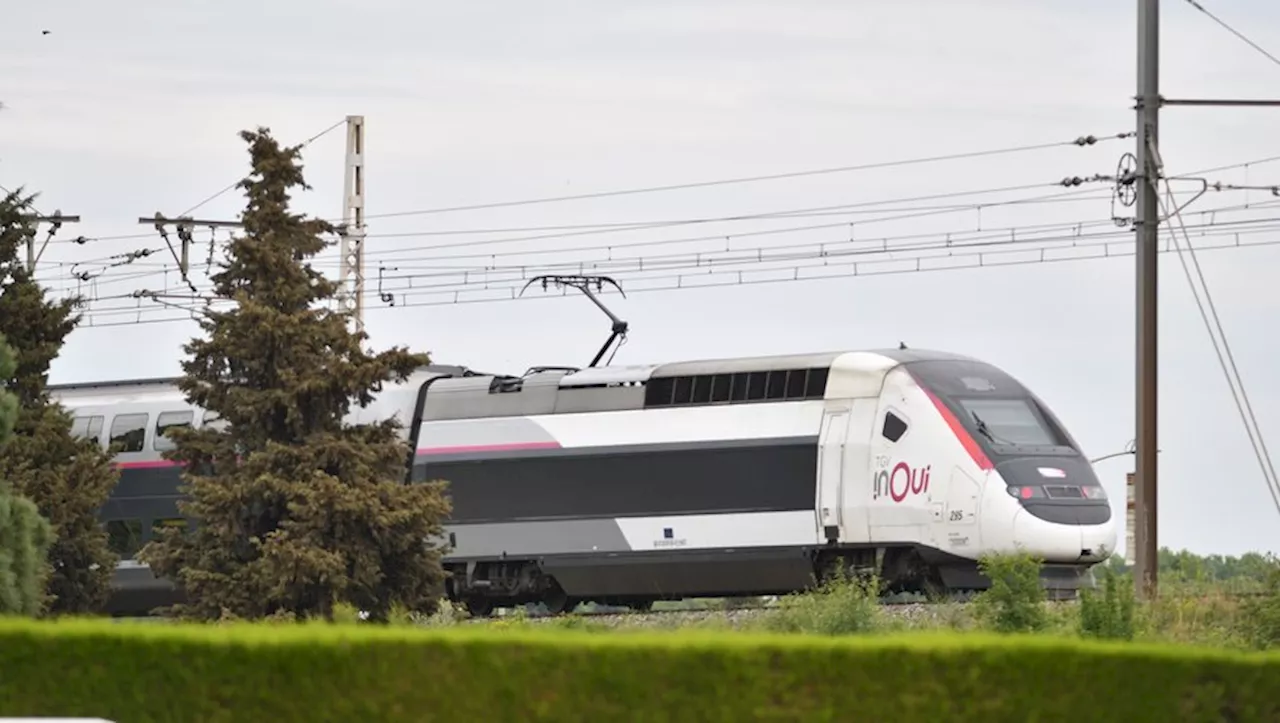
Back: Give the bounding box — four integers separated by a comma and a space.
137, 128, 452, 622
0, 190, 119, 614
0, 332, 55, 616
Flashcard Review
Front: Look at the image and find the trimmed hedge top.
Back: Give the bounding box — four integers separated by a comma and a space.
0, 618, 1277, 722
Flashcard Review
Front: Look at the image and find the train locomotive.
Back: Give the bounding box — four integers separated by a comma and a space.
51, 346, 1116, 617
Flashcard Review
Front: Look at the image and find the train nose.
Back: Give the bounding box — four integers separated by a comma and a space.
998, 457, 1117, 563
1011, 506, 1116, 563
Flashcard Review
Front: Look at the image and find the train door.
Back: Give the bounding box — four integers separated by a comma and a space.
816, 402, 851, 542
837, 397, 878, 544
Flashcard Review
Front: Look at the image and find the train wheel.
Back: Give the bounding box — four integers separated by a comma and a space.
465, 597, 494, 618
542, 581, 576, 615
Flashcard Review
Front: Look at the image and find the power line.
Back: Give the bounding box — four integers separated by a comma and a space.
46, 189, 1280, 316
1160, 180, 1280, 522
79, 229, 1280, 327
356, 131, 1134, 221
170, 117, 353, 218
365, 216, 1280, 299
360, 182, 1110, 255
76, 212, 1280, 326
1182, 0, 1280, 71
361, 192, 1276, 268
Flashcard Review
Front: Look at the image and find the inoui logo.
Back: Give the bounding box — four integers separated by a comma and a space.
872, 461, 932, 503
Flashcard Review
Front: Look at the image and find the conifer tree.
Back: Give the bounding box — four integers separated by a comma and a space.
0, 190, 119, 614
0, 332, 54, 616
137, 128, 451, 622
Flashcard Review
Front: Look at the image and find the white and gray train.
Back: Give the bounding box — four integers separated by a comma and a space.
50, 347, 1116, 616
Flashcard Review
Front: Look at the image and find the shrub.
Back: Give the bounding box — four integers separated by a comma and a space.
0, 486, 53, 616
1238, 554, 1280, 650
1079, 564, 1136, 641
972, 551, 1048, 633
758, 566, 883, 635
1, 620, 1279, 722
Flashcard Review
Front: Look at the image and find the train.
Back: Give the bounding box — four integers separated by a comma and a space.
50, 346, 1117, 617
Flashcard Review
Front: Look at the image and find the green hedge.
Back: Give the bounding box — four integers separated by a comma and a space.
0, 619, 1277, 722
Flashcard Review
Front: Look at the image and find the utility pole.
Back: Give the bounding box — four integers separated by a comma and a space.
19, 210, 82, 272
337, 115, 366, 334
1133, 0, 1161, 602
1128, 0, 1280, 602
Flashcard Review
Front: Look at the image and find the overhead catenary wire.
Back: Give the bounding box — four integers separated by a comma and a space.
51, 188, 1280, 321
163, 117, 351, 220
76, 210, 1280, 326
78, 228, 1280, 327
1182, 0, 1280, 71
1159, 181, 1280, 521
353, 131, 1135, 221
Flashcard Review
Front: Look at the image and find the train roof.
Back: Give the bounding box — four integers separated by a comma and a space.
46, 347, 981, 394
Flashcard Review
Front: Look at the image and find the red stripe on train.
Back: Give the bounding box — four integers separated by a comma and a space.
416, 441, 562, 456
115, 460, 181, 470
919, 385, 994, 471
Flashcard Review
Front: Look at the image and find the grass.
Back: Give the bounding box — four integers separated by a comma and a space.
90, 553, 1280, 654
365, 553, 1280, 654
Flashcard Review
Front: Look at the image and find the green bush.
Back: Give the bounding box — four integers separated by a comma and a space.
0, 487, 53, 616
972, 551, 1048, 633
1, 619, 1279, 722
1238, 555, 1280, 650
1079, 565, 1136, 641
758, 567, 883, 635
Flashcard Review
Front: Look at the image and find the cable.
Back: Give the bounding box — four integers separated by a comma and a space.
362, 183, 1114, 263
77, 217, 1280, 326
361, 182, 1109, 257
366, 217, 1280, 299
365, 198, 1280, 269
357, 131, 1134, 221
1160, 181, 1280, 521
172, 117, 349, 218
364, 188, 1114, 240
1182, 0, 1280, 71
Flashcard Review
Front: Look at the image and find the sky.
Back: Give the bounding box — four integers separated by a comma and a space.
2, 0, 1279, 558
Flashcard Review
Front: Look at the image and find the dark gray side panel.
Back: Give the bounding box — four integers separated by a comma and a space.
412, 437, 819, 523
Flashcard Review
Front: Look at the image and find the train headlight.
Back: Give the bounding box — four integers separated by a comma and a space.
1081, 485, 1108, 500
1006, 485, 1045, 499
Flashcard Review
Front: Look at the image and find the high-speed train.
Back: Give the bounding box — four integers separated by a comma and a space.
50, 347, 1116, 616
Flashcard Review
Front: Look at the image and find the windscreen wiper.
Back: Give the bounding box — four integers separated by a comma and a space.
971, 412, 1015, 446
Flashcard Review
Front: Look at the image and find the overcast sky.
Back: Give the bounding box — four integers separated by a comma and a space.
3, 0, 1279, 558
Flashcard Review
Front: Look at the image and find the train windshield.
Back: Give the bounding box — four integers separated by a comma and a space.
902, 358, 1081, 455
956, 398, 1058, 447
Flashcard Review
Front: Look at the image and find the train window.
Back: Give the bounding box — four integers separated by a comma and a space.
106, 519, 144, 559
691, 375, 712, 404
785, 369, 807, 398
710, 374, 732, 403
70, 415, 104, 442
672, 376, 693, 405
642, 366, 831, 408
957, 398, 1057, 447
154, 410, 194, 451
151, 517, 188, 537
765, 371, 787, 399
108, 413, 149, 454
644, 377, 674, 406
882, 412, 908, 442
201, 410, 229, 432
805, 368, 830, 397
